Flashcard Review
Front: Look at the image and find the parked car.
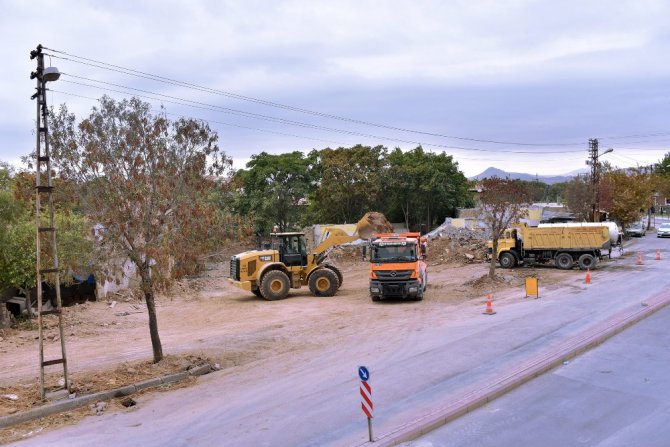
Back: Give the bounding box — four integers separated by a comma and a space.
625, 223, 646, 237
657, 223, 670, 238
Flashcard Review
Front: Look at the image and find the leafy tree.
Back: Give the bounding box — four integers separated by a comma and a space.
563, 176, 593, 221
236, 151, 316, 233
602, 169, 653, 230
655, 152, 670, 177
0, 166, 93, 297
386, 147, 472, 231
310, 145, 387, 224
479, 177, 530, 278
49, 96, 230, 363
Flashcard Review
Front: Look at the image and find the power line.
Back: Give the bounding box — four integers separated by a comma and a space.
56, 77, 586, 154
43, 46, 585, 147
49, 88, 589, 164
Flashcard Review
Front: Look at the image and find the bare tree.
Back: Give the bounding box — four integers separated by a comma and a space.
480, 177, 530, 278
49, 97, 230, 362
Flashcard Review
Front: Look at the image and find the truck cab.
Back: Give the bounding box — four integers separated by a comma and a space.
368, 233, 427, 301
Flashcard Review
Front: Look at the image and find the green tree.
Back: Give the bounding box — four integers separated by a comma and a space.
563, 176, 593, 221
655, 152, 670, 177
0, 166, 93, 296
479, 177, 530, 278
386, 147, 472, 231
236, 151, 317, 233
602, 169, 653, 230
49, 96, 230, 363
310, 145, 387, 224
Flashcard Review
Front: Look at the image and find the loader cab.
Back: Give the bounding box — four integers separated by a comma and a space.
271, 232, 308, 267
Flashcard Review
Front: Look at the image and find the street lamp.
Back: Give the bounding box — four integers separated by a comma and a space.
42, 66, 61, 82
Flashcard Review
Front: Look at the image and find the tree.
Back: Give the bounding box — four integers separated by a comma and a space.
309, 145, 387, 224
0, 166, 93, 309
386, 147, 472, 231
655, 152, 670, 177
49, 96, 230, 363
236, 151, 316, 233
602, 169, 653, 231
563, 176, 593, 221
479, 177, 530, 278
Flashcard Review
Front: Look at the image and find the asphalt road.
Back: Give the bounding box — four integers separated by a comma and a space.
404, 298, 670, 447
8, 234, 670, 447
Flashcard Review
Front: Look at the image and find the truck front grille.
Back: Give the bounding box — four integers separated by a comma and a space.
230, 257, 240, 281
375, 270, 412, 280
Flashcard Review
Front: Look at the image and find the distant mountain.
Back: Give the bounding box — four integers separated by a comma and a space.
469, 167, 580, 184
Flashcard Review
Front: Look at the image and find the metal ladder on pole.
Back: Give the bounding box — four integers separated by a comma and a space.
30, 44, 69, 399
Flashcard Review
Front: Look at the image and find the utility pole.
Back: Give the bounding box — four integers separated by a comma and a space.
30, 44, 69, 399
589, 138, 600, 222
587, 138, 613, 223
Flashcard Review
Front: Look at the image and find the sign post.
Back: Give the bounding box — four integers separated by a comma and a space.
358, 366, 374, 442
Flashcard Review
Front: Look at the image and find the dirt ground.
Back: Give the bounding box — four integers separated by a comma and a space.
0, 244, 583, 444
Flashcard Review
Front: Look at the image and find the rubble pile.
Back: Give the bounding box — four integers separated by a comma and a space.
427, 226, 490, 265
327, 246, 364, 264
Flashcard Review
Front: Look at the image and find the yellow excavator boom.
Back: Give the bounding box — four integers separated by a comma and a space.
311, 212, 393, 256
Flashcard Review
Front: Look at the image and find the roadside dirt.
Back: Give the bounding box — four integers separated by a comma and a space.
0, 246, 584, 444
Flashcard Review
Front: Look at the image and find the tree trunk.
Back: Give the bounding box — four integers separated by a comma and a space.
402, 202, 410, 232
140, 270, 163, 363
488, 239, 497, 279
0, 303, 10, 329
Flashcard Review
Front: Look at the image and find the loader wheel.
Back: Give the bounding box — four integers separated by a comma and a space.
555, 253, 574, 270
324, 264, 343, 289
260, 270, 290, 301
309, 269, 339, 297
252, 288, 263, 298
578, 254, 596, 270
499, 252, 517, 269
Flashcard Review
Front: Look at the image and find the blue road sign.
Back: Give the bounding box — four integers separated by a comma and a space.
358, 366, 370, 381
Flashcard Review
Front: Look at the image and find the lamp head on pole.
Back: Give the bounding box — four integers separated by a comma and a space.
42, 66, 60, 82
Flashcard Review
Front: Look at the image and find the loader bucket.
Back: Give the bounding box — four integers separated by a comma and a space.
355, 212, 394, 239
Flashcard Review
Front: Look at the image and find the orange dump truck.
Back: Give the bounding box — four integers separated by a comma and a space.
368, 233, 427, 302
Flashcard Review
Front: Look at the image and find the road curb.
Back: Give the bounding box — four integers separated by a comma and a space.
366, 292, 670, 446
0, 364, 212, 429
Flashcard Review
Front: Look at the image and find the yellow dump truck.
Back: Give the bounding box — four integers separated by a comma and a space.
487, 223, 611, 270
228, 212, 393, 300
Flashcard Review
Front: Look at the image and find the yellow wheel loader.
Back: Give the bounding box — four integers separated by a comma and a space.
228, 212, 392, 300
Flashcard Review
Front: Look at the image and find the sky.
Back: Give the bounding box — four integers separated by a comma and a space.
2, 0, 670, 178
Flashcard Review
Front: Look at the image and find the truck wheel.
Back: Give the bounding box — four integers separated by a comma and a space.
260, 270, 290, 301
324, 264, 343, 289
556, 253, 573, 270
499, 252, 517, 268
578, 254, 596, 270
309, 269, 339, 297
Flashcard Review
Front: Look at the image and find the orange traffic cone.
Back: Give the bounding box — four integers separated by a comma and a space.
483, 294, 496, 315
636, 251, 644, 265
656, 249, 661, 261
585, 269, 591, 284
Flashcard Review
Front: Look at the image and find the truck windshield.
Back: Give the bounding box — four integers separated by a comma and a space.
371, 243, 417, 262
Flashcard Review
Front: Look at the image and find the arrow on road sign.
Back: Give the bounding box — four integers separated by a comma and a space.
358, 366, 370, 381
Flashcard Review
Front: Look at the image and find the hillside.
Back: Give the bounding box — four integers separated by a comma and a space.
469, 167, 584, 184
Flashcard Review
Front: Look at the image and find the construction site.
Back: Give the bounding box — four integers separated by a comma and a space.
2, 216, 656, 444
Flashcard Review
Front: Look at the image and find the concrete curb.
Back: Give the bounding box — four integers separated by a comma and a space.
0, 364, 212, 429
366, 292, 670, 447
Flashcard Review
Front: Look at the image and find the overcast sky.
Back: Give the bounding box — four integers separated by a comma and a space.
2, 0, 670, 177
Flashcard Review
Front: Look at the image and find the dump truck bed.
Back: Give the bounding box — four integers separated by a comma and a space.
521, 226, 610, 250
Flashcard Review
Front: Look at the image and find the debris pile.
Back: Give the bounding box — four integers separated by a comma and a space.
427, 226, 490, 265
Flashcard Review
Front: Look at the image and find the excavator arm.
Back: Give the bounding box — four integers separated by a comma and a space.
310, 212, 393, 264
